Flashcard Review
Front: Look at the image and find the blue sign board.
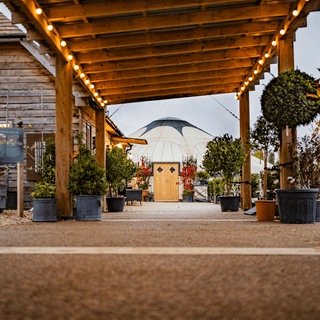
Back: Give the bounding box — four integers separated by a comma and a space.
0, 128, 24, 164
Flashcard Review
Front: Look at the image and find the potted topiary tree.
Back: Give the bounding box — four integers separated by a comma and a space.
105, 146, 137, 212
261, 69, 320, 224
67, 133, 108, 221
250, 116, 280, 221
31, 138, 57, 222
202, 133, 246, 212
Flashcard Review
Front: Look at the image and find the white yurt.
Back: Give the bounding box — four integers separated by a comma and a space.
129, 117, 268, 201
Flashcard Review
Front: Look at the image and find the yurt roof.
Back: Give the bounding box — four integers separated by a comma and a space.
129, 117, 271, 174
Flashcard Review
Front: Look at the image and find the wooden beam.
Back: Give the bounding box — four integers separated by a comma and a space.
239, 90, 251, 210
86, 47, 262, 77
69, 21, 280, 52
17, 162, 23, 217
47, 0, 256, 21
278, 34, 295, 190
95, 67, 250, 89
100, 76, 244, 95
103, 84, 238, 102
57, 4, 291, 38
89, 59, 254, 83
112, 137, 147, 145
55, 54, 73, 217
107, 88, 236, 105
76, 35, 270, 64
95, 108, 106, 210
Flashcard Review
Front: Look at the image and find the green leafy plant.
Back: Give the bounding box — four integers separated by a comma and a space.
105, 147, 137, 197
67, 133, 108, 196
208, 178, 225, 199
203, 134, 247, 196
196, 171, 210, 180
251, 174, 260, 198
261, 69, 320, 129
31, 138, 56, 199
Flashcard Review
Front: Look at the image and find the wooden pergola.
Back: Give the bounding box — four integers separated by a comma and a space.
3, 0, 320, 216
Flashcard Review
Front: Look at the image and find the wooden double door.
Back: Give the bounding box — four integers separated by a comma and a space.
154, 163, 179, 202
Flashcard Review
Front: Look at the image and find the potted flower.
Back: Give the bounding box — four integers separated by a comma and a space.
203, 133, 246, 211
144, 191, 154, 202
250, 116, 280, 220
181, 156, 197, 202
31, 138, 57, 222
136, 156, 152, 201
105, 146, 137, 212
261, 69, 320, 223
67, 134, 108, 221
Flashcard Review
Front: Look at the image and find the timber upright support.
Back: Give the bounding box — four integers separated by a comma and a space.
239, 90, 252, 210
55, 54, 73, 217
95, 108, 106, 209
278, 34, 295, 189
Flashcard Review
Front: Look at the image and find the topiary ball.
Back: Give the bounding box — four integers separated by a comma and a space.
261, 69, 320, 129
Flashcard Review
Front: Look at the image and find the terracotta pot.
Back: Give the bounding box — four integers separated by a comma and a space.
255, 200, 276, 221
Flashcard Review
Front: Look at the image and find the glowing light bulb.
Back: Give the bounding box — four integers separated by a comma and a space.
293, 10, 298, 16
36, 8, 42, 15
272, 40, 277, 46
280, 29, 285, 35
254, 70, 258, 74
90, 84, 94, 89
85, 79, 90, 84
265, 53, 269, 58
61, 40, 66, 47
249, 77, 253, 81
68, 55, 73, 60
245, 81, 248, 85
98, 97, 102, 101
94, 92, 98, 97
80, 73, 85, 78
259, 59, 263, 65
241, 87, 244, 91
47, 25, 53, 31
101, 103, 105, 107
74, 65, 79, 70
104, 100, 108, 104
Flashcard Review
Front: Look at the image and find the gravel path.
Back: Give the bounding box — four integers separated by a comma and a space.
1, 202, 320, 319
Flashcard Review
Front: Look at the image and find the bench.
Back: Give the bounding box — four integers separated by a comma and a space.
118, 187, 143, 205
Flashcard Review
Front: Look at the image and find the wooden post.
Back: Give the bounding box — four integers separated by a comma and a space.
55, 54, 73, 217
278, 35, 295, 189
17, 162, 23, 217
95, 108, 106, 210
239, 90, 252, 210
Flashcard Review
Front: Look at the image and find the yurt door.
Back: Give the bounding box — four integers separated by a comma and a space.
154, 163, 179, 201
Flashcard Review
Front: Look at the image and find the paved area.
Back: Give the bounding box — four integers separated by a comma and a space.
1, 202, 320, 319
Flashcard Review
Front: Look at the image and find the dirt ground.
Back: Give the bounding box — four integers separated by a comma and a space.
1, 202, 320, 320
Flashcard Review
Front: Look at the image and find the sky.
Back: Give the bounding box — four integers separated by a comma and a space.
1, 3, 319, 138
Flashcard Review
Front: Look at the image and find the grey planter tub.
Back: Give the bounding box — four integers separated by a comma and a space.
33, 198, 57, 222
76, 195, 103, 221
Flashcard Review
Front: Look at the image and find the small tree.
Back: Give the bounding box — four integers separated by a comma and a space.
202, 134, 246, 196
67, 134, 108, 196
250, 116, 280, 199
105, 147, 137, 197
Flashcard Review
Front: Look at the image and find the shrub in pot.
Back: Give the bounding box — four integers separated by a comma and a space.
105, 147, 137, 212
67, 134, 108, 221
31, 138, 57, 222
203, 134, 246, 212
261, 69, 320, 223
181, 156, 197, 202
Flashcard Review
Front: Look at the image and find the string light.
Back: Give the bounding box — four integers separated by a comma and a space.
280, 29, 285, 35
272, 40, 277, 46
94, 92, 98, 97
90, 84, 94, 89
80, 73, 85, 78
249, 77, 253, 81
98, 97, 102, 101
47, 25, 53, 31
265, 53, 269, 58
241, 86, 244, 91
293, 10, 299, 16
74, 65, 79, 70
101, 103, 105, 107
85, 79, 90, 84
254, 70, 258, 74
259, 59, 263, 65
104, 100, 108, 104
68, 55, 73, 60
35, 8, 42, 15
61, 40, 66, 47
245, 81, 248, 85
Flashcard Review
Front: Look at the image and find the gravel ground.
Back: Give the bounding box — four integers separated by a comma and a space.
1, 202, 320, 319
